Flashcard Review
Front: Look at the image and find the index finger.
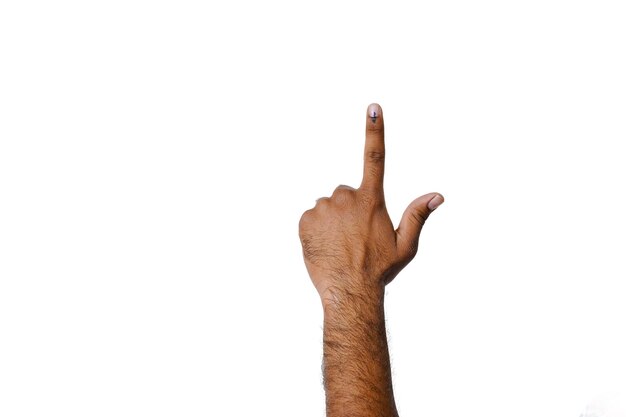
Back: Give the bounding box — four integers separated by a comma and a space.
359, 103, 385, 194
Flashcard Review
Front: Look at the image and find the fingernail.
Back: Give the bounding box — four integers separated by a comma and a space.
428, 194, 444, 211
367, 103, 381, 123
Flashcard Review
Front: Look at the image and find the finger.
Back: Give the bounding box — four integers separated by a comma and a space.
359, 103, 385, 194
395, 193, 444, 261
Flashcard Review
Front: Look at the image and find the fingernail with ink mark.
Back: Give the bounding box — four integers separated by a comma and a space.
428, 194, 444, 211
368, 103, 381, 124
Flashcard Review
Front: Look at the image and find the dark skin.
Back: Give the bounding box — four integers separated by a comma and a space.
298, 103, 444, 417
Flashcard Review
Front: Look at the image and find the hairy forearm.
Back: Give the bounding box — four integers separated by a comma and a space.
322, 281, 399, 417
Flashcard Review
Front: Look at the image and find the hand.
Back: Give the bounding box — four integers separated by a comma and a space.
298, 103, 444, 307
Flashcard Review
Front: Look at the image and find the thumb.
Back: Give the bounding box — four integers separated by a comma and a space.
395, 193, 444, 261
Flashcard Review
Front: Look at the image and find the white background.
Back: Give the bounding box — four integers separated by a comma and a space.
1, 1, 625, 416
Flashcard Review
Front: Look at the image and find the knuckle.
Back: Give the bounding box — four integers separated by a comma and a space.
366, 124, 383, 134
366, 150, 385, 163
315, 197, 330, 208
335, 184, 355, 191
409, 208, 429, 226
331, 184, 355, 202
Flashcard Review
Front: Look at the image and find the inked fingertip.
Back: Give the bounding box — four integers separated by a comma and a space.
367, 103, 382, 123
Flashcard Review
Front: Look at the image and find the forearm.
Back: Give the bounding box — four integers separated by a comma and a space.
322, 281, 399, 417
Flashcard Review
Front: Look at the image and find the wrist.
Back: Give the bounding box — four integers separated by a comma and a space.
320, 280, 385, 316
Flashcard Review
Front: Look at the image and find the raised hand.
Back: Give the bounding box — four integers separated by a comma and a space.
298, 103, 444, 307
